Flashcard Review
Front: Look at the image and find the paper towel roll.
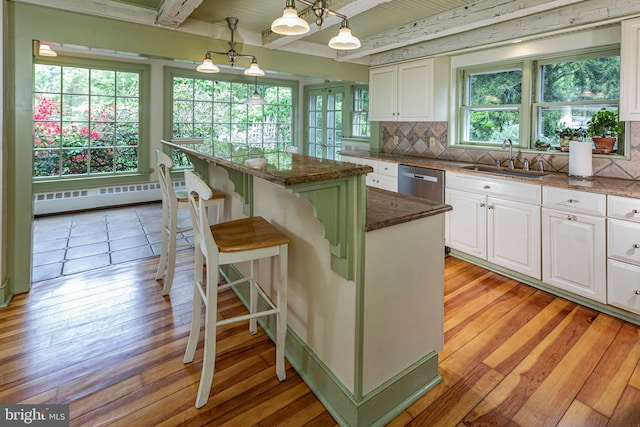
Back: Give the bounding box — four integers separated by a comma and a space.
568, 140, 593, 177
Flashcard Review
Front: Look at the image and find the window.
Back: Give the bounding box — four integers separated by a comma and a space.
168, 70, 295, 166
305, 83, 369, 160
457, 49, 621, 151
536, 54, 621, 147
462, 67, 522, 146
33, 59, 147, 179
352, 86, 370, 138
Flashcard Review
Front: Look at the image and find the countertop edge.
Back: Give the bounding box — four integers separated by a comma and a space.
341, 150, 640, 199
365, 187, 452, 232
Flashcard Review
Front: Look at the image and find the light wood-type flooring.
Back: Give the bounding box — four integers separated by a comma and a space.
2, 251, 639, 426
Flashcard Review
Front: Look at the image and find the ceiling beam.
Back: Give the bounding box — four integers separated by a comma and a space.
155, 0, 205, 28
367, 0, 640, 66
13, 0, 158, 26
261, 0, 392, 49
335, 0, 586, 61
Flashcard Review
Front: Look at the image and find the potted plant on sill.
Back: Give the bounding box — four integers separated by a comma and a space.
587, 108, 622, 152
555, 125, 587, 151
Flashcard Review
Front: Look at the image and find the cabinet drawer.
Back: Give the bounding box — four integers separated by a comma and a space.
446, 172, 540, 204
607, 259, 640, 315
543, 186, 605, 216
608, 195, 640, 222
608, 218, 640, 265
376, 161, 398, 178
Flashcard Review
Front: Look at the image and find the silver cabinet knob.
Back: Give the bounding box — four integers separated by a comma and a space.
567, 215, 577, 221
483, 185, 491, 189
568, 199, 579, 203
635, 290, 640, 295
633, 243, 640, 249
479, 203, 486, 207
633, 209, 640, 214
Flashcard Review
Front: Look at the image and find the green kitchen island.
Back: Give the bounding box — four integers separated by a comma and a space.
163, 140, 451, 426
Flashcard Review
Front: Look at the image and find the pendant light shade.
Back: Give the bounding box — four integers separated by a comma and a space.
196, 53, 220, 73
38, 43, 57, 57
271, 0, 310, 35
245, 76, 268, 105
328, 20, 361, 50
244, 57, 265, 76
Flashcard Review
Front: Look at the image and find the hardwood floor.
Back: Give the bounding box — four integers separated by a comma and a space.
1, 252, 639, 426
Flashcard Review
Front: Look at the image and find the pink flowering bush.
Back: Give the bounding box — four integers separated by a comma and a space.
33, 96, 138, 177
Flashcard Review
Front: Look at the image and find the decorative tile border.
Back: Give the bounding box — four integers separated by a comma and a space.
381, 122, 640, 180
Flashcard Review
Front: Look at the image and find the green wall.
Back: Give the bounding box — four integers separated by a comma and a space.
2, 2, 368, 301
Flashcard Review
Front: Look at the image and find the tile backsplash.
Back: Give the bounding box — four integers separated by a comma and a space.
381, 121, 640, 180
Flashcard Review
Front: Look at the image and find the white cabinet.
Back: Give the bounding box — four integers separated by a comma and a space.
340, 155, 397, 192
541, 187, 606, 303
620, 17, 640, 121
607, 195, 640, 314
369, 57, 448, 122
445, 172, 541, 278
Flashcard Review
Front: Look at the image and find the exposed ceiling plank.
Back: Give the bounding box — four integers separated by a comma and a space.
368, 0, 639, 66
336, 0, 586, 61
156, 0, 205, 28
14, 0, 158, 26
261, 0, 392, 49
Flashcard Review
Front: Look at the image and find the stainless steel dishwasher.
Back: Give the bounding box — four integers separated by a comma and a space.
398, 164, 445, 203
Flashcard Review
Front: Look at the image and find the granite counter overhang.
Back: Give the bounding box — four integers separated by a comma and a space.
162, 140, 373, 186
365, 187, 451, 232
340, 149, 640, 199
163, 141, 450, 232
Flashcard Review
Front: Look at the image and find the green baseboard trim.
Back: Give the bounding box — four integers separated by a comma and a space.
224, 267, 442, 426
449, 249, 640, 327
0, 278, 13, 308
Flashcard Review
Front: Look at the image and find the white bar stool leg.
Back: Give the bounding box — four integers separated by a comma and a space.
276, 244, 287, 381
161, 201, 179, 296
249, 259, 258, 335
155, 197, 170, 282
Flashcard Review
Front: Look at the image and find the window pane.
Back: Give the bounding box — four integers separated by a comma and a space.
63, 67, 89, 94
469, 69, 522, 105
91, 70, 115, 96
467, 109, 519, 144
538, 104, 618, 144
34, 64, 61, 93
542, 56, 620, 102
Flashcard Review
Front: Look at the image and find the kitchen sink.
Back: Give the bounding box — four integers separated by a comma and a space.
462, 165, 546, 179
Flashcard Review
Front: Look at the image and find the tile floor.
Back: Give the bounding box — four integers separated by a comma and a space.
31, 202, 193, 282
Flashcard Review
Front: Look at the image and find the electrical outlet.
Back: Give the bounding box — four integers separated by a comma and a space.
429, 137, 436, 147
393, 135, 399, 145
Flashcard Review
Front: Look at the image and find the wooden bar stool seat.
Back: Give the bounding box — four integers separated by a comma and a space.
155, 149, 225, 296
182, 170, 290, 409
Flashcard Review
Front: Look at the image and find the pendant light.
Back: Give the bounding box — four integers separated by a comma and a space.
245, 76, 268, 105
270, 0, 360, 50
328, 20, 360, 50
196, 17, 265, 76
271, 0, 310, 35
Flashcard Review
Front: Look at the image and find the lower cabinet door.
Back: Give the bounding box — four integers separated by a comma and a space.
487, 197, 541, 279
607, 259, 640, 315
445, 188, 486, 259
542, 208, 606, 302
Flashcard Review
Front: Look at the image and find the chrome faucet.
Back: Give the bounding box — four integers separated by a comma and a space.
502, 138, 515, 169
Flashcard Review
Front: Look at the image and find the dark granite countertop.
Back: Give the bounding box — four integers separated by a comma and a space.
365, 187, 451, 232
341, 149, 640, 199
163, 140, 372, 186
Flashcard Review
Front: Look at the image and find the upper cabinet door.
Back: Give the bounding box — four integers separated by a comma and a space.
397, 58, 434, 122
369, 65, 397, 121
620, 17, 640, 121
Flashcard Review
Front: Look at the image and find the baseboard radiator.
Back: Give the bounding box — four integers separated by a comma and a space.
33, 180, 185, 215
